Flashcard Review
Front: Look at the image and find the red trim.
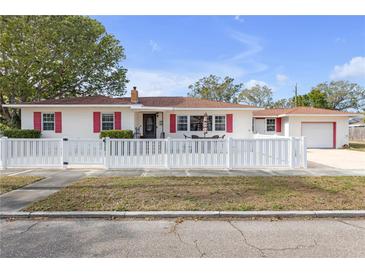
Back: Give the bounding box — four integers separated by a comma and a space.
114, 112, 122, 130
33, 112, 41, 131
301, 122, 336, 148
93, 112, 101, 133
275, 118, 282, 133
333, 122, 336, 149
226, 114, 233, 133
170, 114, 176, 133
55, 112, 62, 133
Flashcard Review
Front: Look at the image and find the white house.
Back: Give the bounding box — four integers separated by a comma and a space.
253, 107, 358, 148
5, 87, 261, 139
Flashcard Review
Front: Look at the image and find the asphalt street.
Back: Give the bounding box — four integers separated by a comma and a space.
1, 218, 364, 257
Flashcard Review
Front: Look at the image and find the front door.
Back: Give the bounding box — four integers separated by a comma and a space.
143, 114, 157, 138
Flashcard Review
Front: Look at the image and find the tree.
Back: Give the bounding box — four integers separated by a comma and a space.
0, 16, 128, 127
293, 88, 328, 108
188, 75, 242, 103
271, 98, 293, 109
238, 84, 273, 107
314, 81, 365, 111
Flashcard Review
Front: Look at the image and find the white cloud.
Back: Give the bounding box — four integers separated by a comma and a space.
149, 40, 160, 52
245, 79, 270, 89
276, 73, 288, 83
126, 68, 198, 97
330, 56, 365, 80
234, 16, 244, 23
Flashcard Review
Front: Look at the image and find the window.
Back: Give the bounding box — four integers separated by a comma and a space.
266, 118, 275, 132
215, 116, 226, 131
42, 113, 54, 131
190, 116, 212, 131
177, 116, 188, 131
102, 113, 114, 130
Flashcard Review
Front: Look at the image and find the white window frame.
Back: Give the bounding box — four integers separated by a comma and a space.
177, 115, 188, 131
42, 112, 55, 131
101, 113, 114, 131
214, 115, 226, 131
266, 118, 276, 132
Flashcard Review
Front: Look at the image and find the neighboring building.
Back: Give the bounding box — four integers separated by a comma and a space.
4, 87, 261, 139
253, 107, 359, 148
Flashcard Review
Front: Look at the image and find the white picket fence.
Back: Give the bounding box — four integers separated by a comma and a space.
0, 136, 307, 169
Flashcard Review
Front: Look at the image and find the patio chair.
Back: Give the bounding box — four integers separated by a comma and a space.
191, 135, 199, 139
183, 134, 190, 139
212, 135, 219, 139
220, 134, 225, 139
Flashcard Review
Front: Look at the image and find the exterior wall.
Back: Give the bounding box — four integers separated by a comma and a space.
253, 117, 285, 136
21, 107, 254, 139
164, 110, 254, 139
287, 116, 349, 148
21, 107, 135, 139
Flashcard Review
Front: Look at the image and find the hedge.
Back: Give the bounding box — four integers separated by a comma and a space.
100, 130, 133, 139
3, 129, 41, 138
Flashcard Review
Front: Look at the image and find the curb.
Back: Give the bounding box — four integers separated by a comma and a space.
1, 210, 365, 219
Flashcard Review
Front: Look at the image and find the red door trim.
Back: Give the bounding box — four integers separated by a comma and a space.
301, 122, 336, 148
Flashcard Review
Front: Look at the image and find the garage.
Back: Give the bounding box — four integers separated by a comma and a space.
301, 122, 335, 148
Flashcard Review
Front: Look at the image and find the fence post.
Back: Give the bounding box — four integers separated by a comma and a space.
105, 137, 110, 169
0, 137, 8, 170
289, 137, 295, 168
301, 136, 307, 168
226, 137, 232, 169
166, 137, 171, 169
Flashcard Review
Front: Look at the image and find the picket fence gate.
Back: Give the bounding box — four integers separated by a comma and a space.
0, 136, 307, 169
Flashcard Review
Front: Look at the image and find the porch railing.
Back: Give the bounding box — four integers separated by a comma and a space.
0, 136, 307, 169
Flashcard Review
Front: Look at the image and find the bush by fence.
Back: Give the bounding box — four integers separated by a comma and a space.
2, 129, 41, 138
100, 130, 133, 139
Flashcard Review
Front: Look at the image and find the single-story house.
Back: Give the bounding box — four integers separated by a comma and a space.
253, 107, 358, 148
4, 87, 261, 139
4, 88, 359, 149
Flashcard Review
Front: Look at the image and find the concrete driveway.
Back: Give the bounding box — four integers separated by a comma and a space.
307, 149, 365, 169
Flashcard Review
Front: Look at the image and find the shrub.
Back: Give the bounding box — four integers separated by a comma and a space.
0, 123, 12, 135
3, 129, 41, 138
100, 130, 133, 139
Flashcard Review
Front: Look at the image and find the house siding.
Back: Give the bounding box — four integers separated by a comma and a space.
21, 107, 135, 139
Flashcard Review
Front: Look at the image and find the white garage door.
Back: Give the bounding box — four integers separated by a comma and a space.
302, 123, 333, 148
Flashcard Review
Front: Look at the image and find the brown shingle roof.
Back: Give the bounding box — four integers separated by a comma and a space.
22, 95, 258, 109
253, 107, 356, 117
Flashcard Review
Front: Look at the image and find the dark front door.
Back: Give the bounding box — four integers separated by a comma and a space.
143, 114, 157, 138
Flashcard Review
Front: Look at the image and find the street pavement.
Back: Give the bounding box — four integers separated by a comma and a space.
1, 218, 364, 257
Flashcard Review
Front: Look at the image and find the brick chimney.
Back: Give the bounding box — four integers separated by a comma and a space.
131, 86, 139, 104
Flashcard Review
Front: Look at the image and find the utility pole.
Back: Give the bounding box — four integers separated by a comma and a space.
294, 83, 298, 107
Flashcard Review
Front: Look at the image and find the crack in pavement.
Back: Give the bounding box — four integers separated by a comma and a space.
228, 221, 319, 256
228, 221, 266, 257
193, 240, 206, 258
20, 221, 38, 234
169, 221, 207, 257
336, 220, 365, 231
261, 240, 318, 252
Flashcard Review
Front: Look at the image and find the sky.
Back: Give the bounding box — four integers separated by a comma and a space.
93, 16, 365, 100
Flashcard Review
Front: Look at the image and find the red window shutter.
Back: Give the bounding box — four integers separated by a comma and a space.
226, 114, 233, 133
33, 112, 42, 131
275, 118, 282, 133
170, 114, 176, 133
55, 112, 62, 133
114, 112, 122, 130
93, 112, 101, 133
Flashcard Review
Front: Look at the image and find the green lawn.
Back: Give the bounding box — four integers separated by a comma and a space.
26, 176, 365, 211
0, 176, 44, 194
349, 142, 365, 152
